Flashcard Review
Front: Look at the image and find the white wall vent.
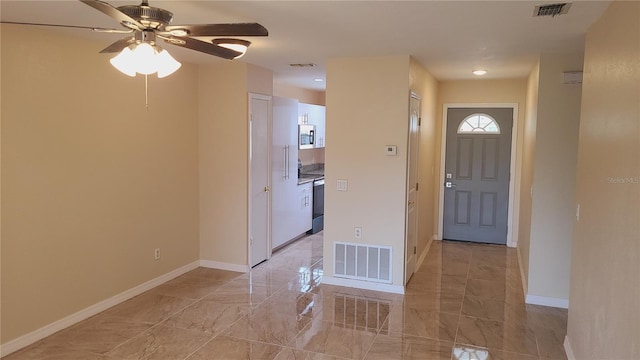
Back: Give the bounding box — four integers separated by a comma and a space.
533, 3, 572, 17
334, 242, 392, 284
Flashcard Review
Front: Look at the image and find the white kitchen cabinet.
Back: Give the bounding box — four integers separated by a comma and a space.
299, 103, 326, 148
272, 96, 305, 249
296, 182, 313, 235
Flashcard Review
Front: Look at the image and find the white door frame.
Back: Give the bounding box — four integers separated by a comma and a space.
248, 93, 272, 266
437, 103, 519, 247
404, 92, 421, 283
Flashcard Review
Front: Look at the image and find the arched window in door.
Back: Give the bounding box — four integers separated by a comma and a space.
457, 113, 501, 134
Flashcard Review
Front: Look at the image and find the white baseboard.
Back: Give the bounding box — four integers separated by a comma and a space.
0, 261, 199, 358
322, 276, 405, 295
415, 239, 432, 270
516, 246, 528, 295
199, 260, 249, 273
564, 335, 576, 360
525, 294, 569, 309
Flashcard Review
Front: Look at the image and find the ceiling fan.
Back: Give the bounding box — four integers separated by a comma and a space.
2, 0, 269, 62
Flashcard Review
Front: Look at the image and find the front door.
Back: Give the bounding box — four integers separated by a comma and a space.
405, 94, 420, 283
443, 108, 512, 245
249, 94, 271, 267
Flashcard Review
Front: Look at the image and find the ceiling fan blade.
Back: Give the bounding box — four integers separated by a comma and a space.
79, 0, 145, 30
163, 23, 268, 37
164, 36, 241, 60
0, 21, 132, 33
99, 37, 135, 53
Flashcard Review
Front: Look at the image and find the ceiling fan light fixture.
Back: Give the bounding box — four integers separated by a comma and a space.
156, 49, 182, 78
169, 29, 189, 37
472, 69, 488, 76
109, 47, 137, 77
131, 42, 158, 75
109, 42, 182, 78
213, 38, 251, 59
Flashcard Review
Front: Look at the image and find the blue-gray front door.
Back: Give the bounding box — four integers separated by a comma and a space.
443, 108, 513, 245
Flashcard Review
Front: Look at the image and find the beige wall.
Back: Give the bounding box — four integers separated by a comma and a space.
199, 62, 248, 266
528, 53, 583, 301
0, 20, 4, 345
247, 64, 274, 96
198, 62, 273, 267
567, 1, 640, 358
518, 61, 540, 291
435, 79, 528, 244
409, 58, 439, 262
273, 83, 325, 105
1, 25, 200, 343
325, 55, 411, 286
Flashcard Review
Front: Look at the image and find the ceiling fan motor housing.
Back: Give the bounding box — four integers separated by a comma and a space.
117, 4, 173, 29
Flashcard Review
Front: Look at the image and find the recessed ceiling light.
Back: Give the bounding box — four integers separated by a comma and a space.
314, 78, 324, 82
473, 70, 488, 76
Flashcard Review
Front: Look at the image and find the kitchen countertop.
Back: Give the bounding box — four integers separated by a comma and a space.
297, 173, 324, 185
298, 163, 325, 185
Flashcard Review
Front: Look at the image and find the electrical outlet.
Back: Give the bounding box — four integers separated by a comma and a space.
354, 227, 362, 239
154, 248, 160, 260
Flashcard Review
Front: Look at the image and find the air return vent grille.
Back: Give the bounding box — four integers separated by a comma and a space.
289, 63, 317, 68
334, 242, 392, 283
533, 3, 571, 17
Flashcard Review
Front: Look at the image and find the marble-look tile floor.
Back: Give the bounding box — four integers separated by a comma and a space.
5, 234, 568, 359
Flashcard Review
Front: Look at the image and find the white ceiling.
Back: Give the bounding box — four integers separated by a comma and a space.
1, 1, 611, 91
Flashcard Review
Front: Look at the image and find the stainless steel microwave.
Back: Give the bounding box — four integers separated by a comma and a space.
299, 124, 315, 149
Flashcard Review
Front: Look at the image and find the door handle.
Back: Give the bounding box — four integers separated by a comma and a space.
408, 201, 415, 206
264, 186, 270, 192
283, 145, 289, 180
283, 146, 287, 179
286, 145, 290, 179
445, 182, 457, 188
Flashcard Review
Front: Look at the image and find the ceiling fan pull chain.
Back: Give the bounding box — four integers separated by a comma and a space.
145, 74, 149, 111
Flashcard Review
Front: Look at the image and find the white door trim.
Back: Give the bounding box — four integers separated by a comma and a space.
248, 93, 272, 266
404, 91, 421, 284
437, 103, 519, 247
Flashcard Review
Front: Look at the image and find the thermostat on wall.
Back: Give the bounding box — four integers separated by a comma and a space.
385, 145, 397, 156
563, 71, 583, 84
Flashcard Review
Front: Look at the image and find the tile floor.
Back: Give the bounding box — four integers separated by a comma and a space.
5, 233, 568, 359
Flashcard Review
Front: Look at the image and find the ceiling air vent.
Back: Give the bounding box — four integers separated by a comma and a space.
289, 63, 317, 68
533, 3, 572, 17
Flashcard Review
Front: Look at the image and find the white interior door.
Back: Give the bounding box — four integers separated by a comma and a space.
249, 94, 271, 267
405, 94, 421, 284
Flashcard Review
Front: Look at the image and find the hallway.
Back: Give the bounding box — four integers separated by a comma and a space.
5, 235, 567, 359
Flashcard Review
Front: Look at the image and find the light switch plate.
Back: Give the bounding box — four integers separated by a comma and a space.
337, 179, 348, 191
